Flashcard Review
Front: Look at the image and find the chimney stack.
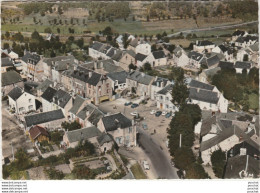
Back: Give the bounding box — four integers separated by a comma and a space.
89, 71, 92, 77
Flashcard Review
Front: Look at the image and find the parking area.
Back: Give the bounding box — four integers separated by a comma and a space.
99, 98, 171, 143
2, 100, 36, 159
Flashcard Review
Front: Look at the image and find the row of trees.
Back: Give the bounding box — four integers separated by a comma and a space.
168, 67, 209, 179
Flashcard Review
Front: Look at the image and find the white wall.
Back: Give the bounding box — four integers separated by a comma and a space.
8, 92, 36, 114
136, 44, 151, 55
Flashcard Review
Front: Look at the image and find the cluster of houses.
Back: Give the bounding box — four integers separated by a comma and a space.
1, 29, 259, 178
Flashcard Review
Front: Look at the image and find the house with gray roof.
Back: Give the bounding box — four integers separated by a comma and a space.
193, 40, 215, 53
1, 57, 14, 72
151, 76, 170, 100
156, 84, 178, 112
126, 70, 155, 98
234, 61, 252, 74
188, 51, 204, 68
143, 50, 167, 67
24, 109, 65, 130
97, 132, 113, 153
8, 86, 36, 114
63, 126, 102, 148
198, 67, 221, 83
2, 71, 24, 96
118, 50, 136, 71
135, 53, 148, 68
68, 95, 90, 121
97, 113, 136, 147
107, 71, 128, 95
188, 79, 228, 113
36, 79, 54, 96
21, 52, 42, 80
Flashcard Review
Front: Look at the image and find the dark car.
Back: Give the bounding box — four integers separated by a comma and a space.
124, 102, 132, 106
165, 112, 172, 118
155, 111, 162, 117
131, 103, 139, 108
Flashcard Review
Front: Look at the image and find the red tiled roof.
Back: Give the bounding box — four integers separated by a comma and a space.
29, 125, 49, 140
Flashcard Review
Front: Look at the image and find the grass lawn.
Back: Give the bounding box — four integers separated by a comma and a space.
130, 163, 147, 179
248, 93, 259, 110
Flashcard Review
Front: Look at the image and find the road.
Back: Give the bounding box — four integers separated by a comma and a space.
137, 127, 178, 179
167, 20, 258, 37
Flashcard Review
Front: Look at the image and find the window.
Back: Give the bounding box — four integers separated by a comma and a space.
160, 96, 163, 100
166, 97, 169, 101
19, 107, 25, 112
166, 105, 169, 109
106, 83, 109, 88
29, 99, 32, 103
107, 89, 109, 94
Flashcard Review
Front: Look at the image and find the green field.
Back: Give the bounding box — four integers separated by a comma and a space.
248, 93, 259, 110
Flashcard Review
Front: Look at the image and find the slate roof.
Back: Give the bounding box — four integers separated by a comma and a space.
135, 53, 147, 62
111, 50, 124, 62
196, 40, 214, 46
200, 116, 217, 137
8, 87, 24, 101
66, 126, 101, 143
43, 55, 75, 66
152, 77, 169, 87
129, 38, 138, 47
107, 71, 128, 84
29, 125, 49, 140
152, 50, 166, 59
1, 58, 13, 67
188, 51, 203, 61
36, 79, 54, 92
97, 133, 113, 146
232, 30, 246, 37
204, 67, 221, 77
207, 55, 220, 68
2, 71, 23, 86
234, 61, 251, 69
102, 113, 132, 132
189, 79, 214, 91
127, 71, 154, 85
106, 48, 117, 58
52, 89, 72, 108
249, 43, 259, 52
21, 52, 40, 65
218, 61, 234, 69
189, 88, 219, 104
69, 95, 86, 115
70, 68, 103, 86
228, 140, 260, 158
41, 87, 57, 102
24, 109, 65, 127
87, 109, 105, 126
90, 41, 104, 51
157, 84, 173, 95
76, 104, 95, 120
224, 155, 260, 179
125, 50, 136, 58
218, 45, 228, 53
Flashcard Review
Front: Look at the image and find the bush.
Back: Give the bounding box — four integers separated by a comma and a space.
211, 149, 226, 178
45, 167, 64, 180
72, 165, 96, 179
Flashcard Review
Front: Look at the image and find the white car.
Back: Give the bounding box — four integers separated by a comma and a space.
162, 111, 167, 116
150, 110, 156, 115
143, 160, 150, 170
130, 112, 138, 116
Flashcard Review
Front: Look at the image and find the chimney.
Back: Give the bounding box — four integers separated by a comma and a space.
197, 88, 200, 92
240, 148, 247, 156
89, 71, 92, 77
100, 62, 103, 69
141, 72, 145, 77
114, 50, 117, 55
156, 82, 159, 87
161, 81, 165, 88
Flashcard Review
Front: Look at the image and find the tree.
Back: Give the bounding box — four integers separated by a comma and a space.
44, 27, 52, 34
132, 16, 135, 21
146, 15, 150, 22
151, 44, 157, 52
179, 104, 202, 127
211, 149, 226, 178
61, 121, 81, 131
58, 6, 63, 15
14, 148, 32, 170
31, 30, 41, 40
57, 28, 60, 34
103, 26, 113, 36
50, 50, 56, 58
76, 38, 84, 49
68, 36, 75, 42
129, 63, 137, 71
72, 165, 96, 179
171, 81, 189, 105
143, 62, 152, 71
3, 43, 9, 50
5, 31, 10, 39
123, 33, 130, 49
45, 167, 64, 179
170, 67, 185, 82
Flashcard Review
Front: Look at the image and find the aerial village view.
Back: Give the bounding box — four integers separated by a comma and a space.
1, 0, 259, 180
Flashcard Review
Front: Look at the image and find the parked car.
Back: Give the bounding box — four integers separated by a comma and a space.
162, 111, 167, 116
124, 102, 132, 106
130, 112, 138, 116
142, 122, 148, 130
131, 103, 139, 108
143, 160, 150, 170
155, 111, 162, 117
165, 112, 172, 118
150, 110, 156, 115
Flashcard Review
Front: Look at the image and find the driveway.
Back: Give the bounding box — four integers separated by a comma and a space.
2, 100, 36, 159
